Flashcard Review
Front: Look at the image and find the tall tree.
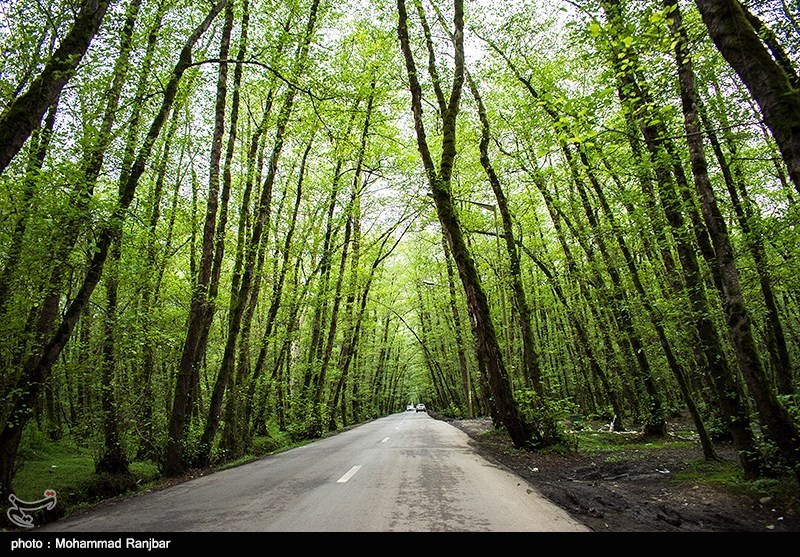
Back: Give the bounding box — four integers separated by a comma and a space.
164, 0, 236, 475
95, 0, 145, 479
467, 72, 561, 445
397, 0, 536, 449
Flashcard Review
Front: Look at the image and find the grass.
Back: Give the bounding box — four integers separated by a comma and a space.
11, 430, 162, 521
13, 435, 97, 503
562, 418, 698, 455
674, 455, 800, 510
474, 417, 700, 456
8, 423, 305, 527
672, 456, 744, 485
572, 420, 800, 511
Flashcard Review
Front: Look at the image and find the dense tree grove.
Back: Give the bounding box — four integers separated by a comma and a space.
0, 0, 798, 502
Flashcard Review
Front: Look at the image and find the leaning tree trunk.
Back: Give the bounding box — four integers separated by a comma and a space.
207, 134, 308, 463
508, 28, 673, 437
228, 15, 294, 410
698, 99, 794, 397
442, 236, 473, 418
602, 0, 762, 474
95, 230, 129, 476
693, 0, 800, 195
397, 0, 535, 449
467, 72, 561, 445
165, 0, 234, 474
94, 0, 145, 479
0, 0, 113, 175
3, 0, 142, 412
522, 161, 631, 430
490, 41, 651, 431
195, 0, 252, 467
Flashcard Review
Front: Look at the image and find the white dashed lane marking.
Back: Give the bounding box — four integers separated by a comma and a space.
337, 465, 362, 483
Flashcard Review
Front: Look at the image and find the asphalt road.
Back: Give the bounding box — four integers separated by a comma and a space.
38, 412, 590, 532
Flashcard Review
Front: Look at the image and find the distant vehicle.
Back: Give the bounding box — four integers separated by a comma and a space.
406, 405, 415, 412
416, 403, 426, 413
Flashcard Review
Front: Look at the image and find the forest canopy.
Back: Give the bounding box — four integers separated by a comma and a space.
0, 0, 798, 505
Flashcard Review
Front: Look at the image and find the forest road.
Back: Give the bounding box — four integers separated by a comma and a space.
37, 412, 590, 532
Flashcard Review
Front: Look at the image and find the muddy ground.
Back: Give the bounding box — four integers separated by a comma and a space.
447, 416, 800, 533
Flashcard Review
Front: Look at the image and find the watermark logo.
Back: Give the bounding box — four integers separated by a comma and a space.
7, 490, 57, 529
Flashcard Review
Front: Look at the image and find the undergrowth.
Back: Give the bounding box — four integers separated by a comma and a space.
5, 422, 303, 529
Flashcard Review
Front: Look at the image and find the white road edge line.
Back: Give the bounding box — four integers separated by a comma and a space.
381, 437, 390, 443
337, 465, 362, 483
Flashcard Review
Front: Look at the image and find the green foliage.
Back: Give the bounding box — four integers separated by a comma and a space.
251, 431, 292, 455
516, 389, 578, 423
214, 427, 298, 471
514, 388, 569, 446
778, 394, 800, 425
703, 410, 734, 443
756, 438, 797, 479
437, 402, 464, 420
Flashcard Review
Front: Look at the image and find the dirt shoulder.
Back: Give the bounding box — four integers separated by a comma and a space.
446, 416, 800, 533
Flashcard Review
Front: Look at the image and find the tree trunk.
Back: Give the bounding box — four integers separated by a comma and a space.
601, 0, 762, 473
397, 0, 535, 449
442, 236, 473, 418
577, 143, 716, 456
0, 0, 113, 175
2, 0, 142, 417
694, 0, 800, 195
467, 72, 561, 444
490, 41, 651, 430
195, 0, 252, 466
165, 1, 233, 474
95, 233, 129, 476
698, 99, 795, 396
311, 89, 374, 436
209, 133, 308, 462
